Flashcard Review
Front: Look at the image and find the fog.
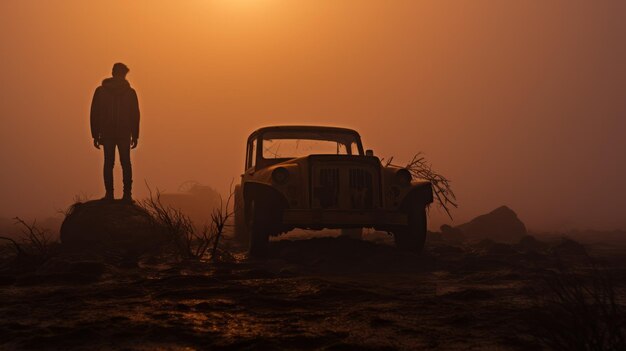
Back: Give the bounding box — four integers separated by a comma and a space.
1, 0, 624, 231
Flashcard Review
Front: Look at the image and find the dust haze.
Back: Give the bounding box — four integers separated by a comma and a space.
1, 0, 625, 231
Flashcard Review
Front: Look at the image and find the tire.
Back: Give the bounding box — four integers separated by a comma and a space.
340, 228, 363, 239
394, 204, 427, 253
247, 198, 270, 257
233, 185, 247, 245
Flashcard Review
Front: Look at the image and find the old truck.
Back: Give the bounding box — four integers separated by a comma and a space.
234, 126, 433, 255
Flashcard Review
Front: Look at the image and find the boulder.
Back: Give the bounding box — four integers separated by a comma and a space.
456, 206, 527, 243
440, 224, 465, 243
60, 200, 164, 250
473, 239, 518, 255
550, 238, 587, 257
516, 235, 548, 253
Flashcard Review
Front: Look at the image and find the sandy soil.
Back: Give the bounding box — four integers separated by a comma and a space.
1, 234, 625, 350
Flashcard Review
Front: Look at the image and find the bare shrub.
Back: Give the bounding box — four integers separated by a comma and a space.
141, 185, 199, 259
0, 217, 55, 266
73, 193, 92, 204
14, 217, 53, 258
207, 183, 235, 261
141, 182, 234, 261
529, 261, 625, 351
386, 152, 458, 219
0, 235, 24, 258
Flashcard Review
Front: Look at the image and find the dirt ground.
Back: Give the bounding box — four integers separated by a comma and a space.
1, 232, 625, 350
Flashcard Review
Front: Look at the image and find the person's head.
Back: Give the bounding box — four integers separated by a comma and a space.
112, 62, 129, 78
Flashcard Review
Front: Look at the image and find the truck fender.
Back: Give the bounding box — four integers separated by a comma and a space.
399, 181, 434, 210
242, 181, 289, 227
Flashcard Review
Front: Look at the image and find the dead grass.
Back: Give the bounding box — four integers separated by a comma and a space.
0, 217, 56, 269
140, 182, 234, 261
207, 183, 235, 261
529, 259, 625, 351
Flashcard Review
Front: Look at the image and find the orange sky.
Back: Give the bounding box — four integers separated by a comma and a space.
1, 0, 625, 231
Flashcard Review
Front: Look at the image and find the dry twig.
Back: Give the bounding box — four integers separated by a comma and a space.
14, 217, 51, 258
141, 183, 197, 258
140, 181, 235, 260
0, 236, 24, 256
387, 153, 458, 219
0, 217, 54, 264
208, 180, 235, 261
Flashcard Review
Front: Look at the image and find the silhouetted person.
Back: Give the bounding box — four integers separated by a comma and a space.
90, 63, 140, 202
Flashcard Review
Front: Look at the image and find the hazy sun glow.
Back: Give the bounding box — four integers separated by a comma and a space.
0, 0, 625, 231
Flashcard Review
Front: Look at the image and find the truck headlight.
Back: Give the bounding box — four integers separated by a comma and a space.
395, 169, 412, 187
272, 167, 289, 185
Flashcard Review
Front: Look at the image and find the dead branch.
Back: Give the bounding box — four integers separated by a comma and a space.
140, 180, 236, 261
141, 182, 197, 259
388, 152, 458, 220
0, 236, 24, 256
14, 217, 51, 257
208, 179, 235, 261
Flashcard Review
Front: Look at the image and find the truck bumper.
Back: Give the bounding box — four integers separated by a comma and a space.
282, 209, 407, 227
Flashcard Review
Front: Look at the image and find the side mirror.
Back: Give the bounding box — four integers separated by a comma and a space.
365, 149, 374, 156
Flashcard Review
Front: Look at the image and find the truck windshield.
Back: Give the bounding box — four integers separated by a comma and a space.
262, 131, 362, 159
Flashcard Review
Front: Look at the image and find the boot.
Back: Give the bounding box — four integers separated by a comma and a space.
122, 177, 133, 204
102, 191, 114, 201
122, 191, 134, 204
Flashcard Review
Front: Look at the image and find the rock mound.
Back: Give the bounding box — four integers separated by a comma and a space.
60, 200, 164, 249
473, 239, 518, 255
550, 238, 587, 257
457, 206, 527, 243
439, 224, 465, 244
516, 235, 548, 253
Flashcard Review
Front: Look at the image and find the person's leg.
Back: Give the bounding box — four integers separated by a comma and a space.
102, 140, 116, 200
117, 138, 133, 201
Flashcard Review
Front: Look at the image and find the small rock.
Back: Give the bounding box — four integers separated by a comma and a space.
551, 238, 587, 257
517, 235, 547, 253
429, 245, 465, 256
456, 206, 527, 243
474, 239, 518, 255
440, 224, 465, 244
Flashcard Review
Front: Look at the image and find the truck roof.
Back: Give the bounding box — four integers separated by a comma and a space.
248, 125, 360, 139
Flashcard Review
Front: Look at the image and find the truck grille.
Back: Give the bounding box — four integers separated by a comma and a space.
317, 168, 339, 208
312, 165, 378, 209
349, 168, 374, 209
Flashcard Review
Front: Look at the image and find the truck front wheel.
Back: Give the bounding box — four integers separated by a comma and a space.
393, 204, 427, 253
233, 185, 248, 245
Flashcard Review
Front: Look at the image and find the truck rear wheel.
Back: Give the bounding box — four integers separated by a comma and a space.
394, 204, 427, 253
340, 228, 363, 239
247, 198, 270, 257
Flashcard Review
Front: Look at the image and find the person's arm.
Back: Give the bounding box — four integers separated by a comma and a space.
130, 89, 140, 148
90, 87, 102, 149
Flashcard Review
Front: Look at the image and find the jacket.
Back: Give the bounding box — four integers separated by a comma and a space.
90, 77, 140, 140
